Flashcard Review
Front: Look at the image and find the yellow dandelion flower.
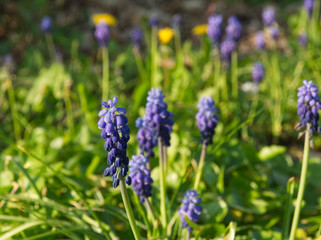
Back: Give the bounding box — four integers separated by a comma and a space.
192, 24, 207, 36
158, 27, 174, 44
92, 14, 117, 26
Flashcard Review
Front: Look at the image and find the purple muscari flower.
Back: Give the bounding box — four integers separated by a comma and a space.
131, 27, 144, 47
268, 25, 279, 40
207, 14, 223, 46
296, 80, 321, 136
129, 155, 153, 203
149, 17, 159, 27
196, 97, 219, 145
41, 16, 52, 33
303, 0, 314, 18
171, 14, 182, 29
225, 16, 242, 42
95, 22, 110, 48
262, 7, 275, 26
136, 88, 174, 157
178, 190, 202, 232
2, 54, 15, 74
298, 32, 308, 48
220, 39, 236, 62
255, 31, 265, 50
98, 97, 131, 187
252, 62, 265, 84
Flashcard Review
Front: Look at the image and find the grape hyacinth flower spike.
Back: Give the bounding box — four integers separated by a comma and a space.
207, 14, 223, 46
255, 31, 265, 50
131, 27, 144, 48
303, 0, 314, 18
149, 17, 159, 27
95, 21, 110, 48
98, 97, 141, 240
225, 16, 242, 42
194, 97, 218, 190
252, 62, 265, 84
41, 16, 52, 33
298, 32, 308, 48
289, 80, 321, 240
98, 97, 131, 187
220, 39, 236, 62
268, 25, 279, 41
178, 190, 202, 233
262, 7, 275, 26
129, 155, 153, 203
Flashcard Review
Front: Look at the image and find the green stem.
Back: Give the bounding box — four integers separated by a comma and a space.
134, 48, 148, 84
144, 197, 157, 224
282, 177, 295, 240
194, 141, 207, 191
45, 33, 55, 61
64, 79, 73, 134
119, 176, 141, 240
102, 47, 109, 101
158, 137, 167, 231
289, 124, 311, 240
7, 77, 21, 142
151, 26, 158, 88
213, 49, 221, 101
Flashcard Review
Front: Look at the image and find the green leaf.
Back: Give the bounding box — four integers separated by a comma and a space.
258, 145, 286, 161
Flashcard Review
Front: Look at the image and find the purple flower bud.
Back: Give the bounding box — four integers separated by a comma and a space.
171, 14, 182, 29
196, 97, 219, 145
297, 80, 321, 135
262, 7, 276, 26
207, 14, 223, 46
178, 190, 202, 232
149, 17, 159, 27
298, 32, 308, 48
220, 39, 236, 62
252, 62, 265, 84
41, 16, 52, 33
225, 16, 242, 42
131, 27, 144, 47
255, 31, 265, 50
268, 25, 279, 40
303, 0, 314, 18
95, 22, 110, 48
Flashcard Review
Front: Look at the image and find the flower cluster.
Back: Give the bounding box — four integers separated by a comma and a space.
136, 88, 174, 157
41, 16, 52, 33
225, 16, 242, 42
149, 17, 159, 27
98, 97, 131, 187
95, 21, 110, 48
131, 27, 144, 48
252, 62, 265, 84
171, 14, 182, 29
178, 190, 202, 232
129, 155, 153, 203
207, 14, 223, 46
196, 97, 219, 145
296, 80, 321, 136
268, 25, 279, 40
158, 27, 174, 44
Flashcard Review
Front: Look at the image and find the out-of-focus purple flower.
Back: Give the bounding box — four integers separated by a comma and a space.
178, 190, 202, 232
98, 97, 131, 188
303, 0, 314, 18
149, 17, 159, 27
131, 27, 144, 47
136, 88, 174, 157
255, 31, 265, 50
41, 16, 52, 33
171, 14, 182, 29
196, 97, 219, 145
298, 32, 308, 48
268, 25, 279, 40
296, 80, 321, 136
207, 14, 223, 46
2, 54, 15, 74
95, 21, 110, 48
220, 39, 236, 61
225, 16, 242, 42
262, 7, 276, 26
252, 62, 265, 84
129, 155, 153, 203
